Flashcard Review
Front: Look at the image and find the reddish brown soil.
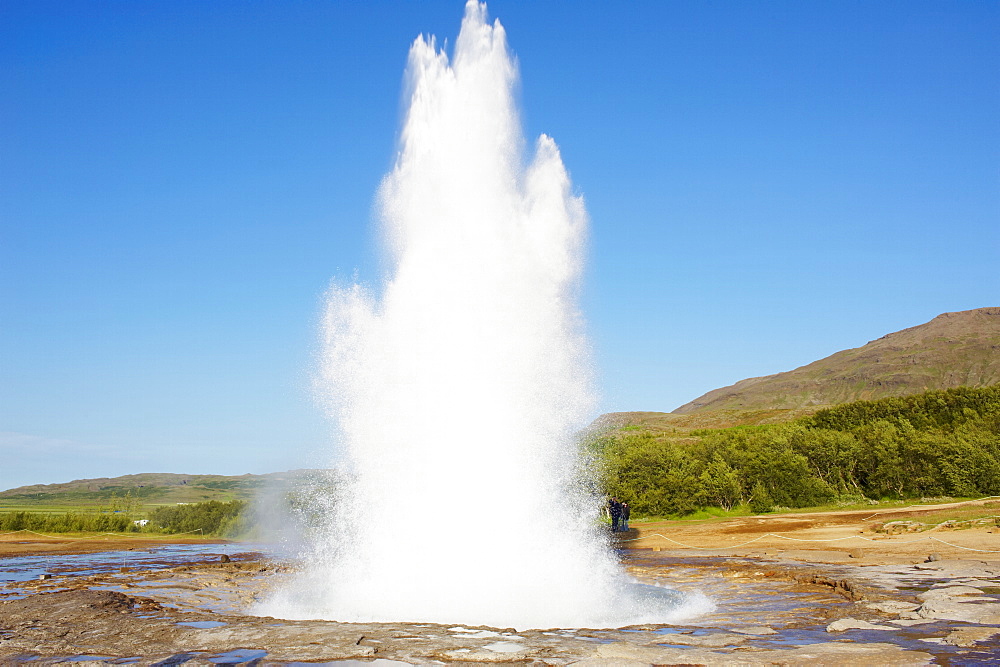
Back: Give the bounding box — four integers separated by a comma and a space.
0, 532, 229, 558
622, 498, 1000, 565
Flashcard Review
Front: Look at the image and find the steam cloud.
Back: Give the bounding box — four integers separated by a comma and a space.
259, 2, 711, 628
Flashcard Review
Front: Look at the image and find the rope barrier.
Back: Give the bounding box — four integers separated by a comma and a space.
924, 536, 1000, 553
860, 495, 1000, 521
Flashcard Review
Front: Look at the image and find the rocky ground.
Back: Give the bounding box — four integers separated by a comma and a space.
2, 500, 1000, 664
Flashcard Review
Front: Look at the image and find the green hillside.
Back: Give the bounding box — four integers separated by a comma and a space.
595, 407, 817, 436
0, 470, 325, 511
673, 307, 1000, 414
594, 384, 1000, 517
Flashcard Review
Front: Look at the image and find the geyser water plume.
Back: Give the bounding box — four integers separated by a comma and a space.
260, 2, 712, 629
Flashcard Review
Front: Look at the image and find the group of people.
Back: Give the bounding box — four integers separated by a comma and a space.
608, 497, 630, 532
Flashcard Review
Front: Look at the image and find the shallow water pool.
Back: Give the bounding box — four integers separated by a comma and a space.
0, 543, 268, 586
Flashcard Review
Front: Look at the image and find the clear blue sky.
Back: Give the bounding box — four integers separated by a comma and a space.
2, 1, 997, 489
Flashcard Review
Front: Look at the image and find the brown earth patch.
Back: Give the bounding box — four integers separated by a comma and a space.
622, 497, 1000, 565
0, 533, 229, 559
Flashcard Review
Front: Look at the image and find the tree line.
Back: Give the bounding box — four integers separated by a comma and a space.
0, 510, 141, 533
147, 499, 248, 536
0, 498, 248, 537
595, 385, 1000, 517
0, 492, 143, 533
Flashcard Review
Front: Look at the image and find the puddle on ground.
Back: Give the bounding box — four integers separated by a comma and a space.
177, 620, 228, 629
47, 657, 142, 664
0, 544, 267, 584
0, 544, 268, 604
481, 641, 527, 653
55, 656, 116, 663
208, 648, 268, 664
622, 551, 851, 630
151, 651, 203, 665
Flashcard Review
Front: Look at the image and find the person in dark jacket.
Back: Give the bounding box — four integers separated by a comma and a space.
609, 497, 622, 531
621, 502, 630, 531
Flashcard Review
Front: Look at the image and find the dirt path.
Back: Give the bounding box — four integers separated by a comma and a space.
622, 498, 1000, 565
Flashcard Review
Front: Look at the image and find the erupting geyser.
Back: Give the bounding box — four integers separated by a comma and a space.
261, 2, 711, 628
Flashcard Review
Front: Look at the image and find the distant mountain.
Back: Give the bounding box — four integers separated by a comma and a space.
673, 307, 1000, 414
0, 470, 330, 507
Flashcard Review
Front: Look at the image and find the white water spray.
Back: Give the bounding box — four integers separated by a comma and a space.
261, 2, 711, 628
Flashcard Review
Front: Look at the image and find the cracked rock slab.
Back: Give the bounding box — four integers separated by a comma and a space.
938, 626, 1000, 647
730, 625, 779, 635
917, 585, 986, 600
917, 598, 1000, 624
827, 617, 897, 632
865, 600, 921, 613
651, 631, 746, 647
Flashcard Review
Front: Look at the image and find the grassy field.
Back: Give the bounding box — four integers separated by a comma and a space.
0, 469, 330, 514
0, 504, 112, 513
0, 470, 340, 537
0, 499, 226, 513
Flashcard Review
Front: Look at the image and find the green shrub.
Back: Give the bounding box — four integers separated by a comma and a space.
748, 482, 774, 514
148, 500, 247, 537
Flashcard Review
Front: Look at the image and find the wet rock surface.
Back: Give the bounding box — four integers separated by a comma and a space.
2, 551, 1000, 664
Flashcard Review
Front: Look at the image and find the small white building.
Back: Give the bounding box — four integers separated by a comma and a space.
133, 519, 149, 527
